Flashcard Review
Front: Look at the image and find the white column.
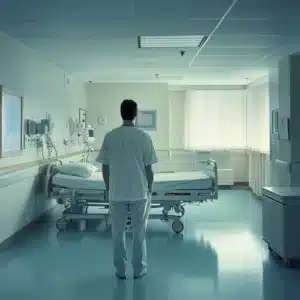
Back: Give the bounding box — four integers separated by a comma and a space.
271, 54, 300, 186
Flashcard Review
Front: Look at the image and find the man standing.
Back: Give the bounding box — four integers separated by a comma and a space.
96, 99, 157, 279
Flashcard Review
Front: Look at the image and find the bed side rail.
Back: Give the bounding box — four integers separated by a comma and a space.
44, 160, 63, 197
200, 159, 218, 199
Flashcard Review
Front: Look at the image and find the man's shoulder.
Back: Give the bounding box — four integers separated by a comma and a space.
134, 128, 152, 141
104, 126, 152, 142
104, 127, 120, 138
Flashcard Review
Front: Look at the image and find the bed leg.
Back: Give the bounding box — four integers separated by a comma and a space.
174, 204, 185, 217
160, 210, 169, 222
79, 220, 86, 232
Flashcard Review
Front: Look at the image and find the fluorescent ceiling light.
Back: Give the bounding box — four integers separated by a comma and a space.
138, 35, 206, 48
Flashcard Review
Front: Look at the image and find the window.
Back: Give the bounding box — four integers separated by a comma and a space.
0, 86, 24, 158
184, 90, 247, 151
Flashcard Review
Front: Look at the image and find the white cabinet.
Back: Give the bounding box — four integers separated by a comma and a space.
262, 186, 300, 265
263, 195, 285, 256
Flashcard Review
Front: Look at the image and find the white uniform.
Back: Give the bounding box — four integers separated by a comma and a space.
96, 126, 157, 277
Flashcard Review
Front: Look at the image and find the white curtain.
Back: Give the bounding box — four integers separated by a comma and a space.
246, 83, 270, 153
184, 90, 247, 151
246, 82, 271, 194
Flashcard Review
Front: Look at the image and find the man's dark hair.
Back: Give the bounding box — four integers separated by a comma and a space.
120, 99, 138, 121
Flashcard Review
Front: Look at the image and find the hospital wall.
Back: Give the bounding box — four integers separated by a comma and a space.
86, 82, 169, 150
86, 83, 249, 183
0, 31, 87, 244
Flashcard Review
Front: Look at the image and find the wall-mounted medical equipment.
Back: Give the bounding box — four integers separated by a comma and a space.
68, 117, 76, 136
135, 110, 157, 131
23, 115, 55, 155
0, 86, 24, 158
24, 118, 40, 149
36, 118, 51, 135
81, 125, 95, 163
85, 126, 95, 144
33, 113, 58, 160
63, 117, 77, 146
44, 114, 57, 158
79, 108, 87, 128
25, 119, 37, 136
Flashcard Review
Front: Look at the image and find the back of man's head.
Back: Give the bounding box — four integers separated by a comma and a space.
120, 99, 138, 121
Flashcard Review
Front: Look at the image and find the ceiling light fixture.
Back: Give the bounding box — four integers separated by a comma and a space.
138, 35, 206, 48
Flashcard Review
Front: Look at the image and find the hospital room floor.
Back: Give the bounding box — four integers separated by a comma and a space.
0, 190, 300, 300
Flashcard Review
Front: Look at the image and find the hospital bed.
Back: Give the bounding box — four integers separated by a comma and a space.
46, 159, 218, 233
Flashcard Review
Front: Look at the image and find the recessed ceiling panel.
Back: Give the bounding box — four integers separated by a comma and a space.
230, 0, 300, 20
199, 47, 270, 56
207, 34, 297, 49
134, 0, 233, 19
0, 0, 135, 24
218, 19, 300, 35
1, 18, 218, 39
192, 57, 258, 68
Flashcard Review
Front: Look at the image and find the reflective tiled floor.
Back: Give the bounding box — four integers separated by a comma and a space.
0, 190, 300, 300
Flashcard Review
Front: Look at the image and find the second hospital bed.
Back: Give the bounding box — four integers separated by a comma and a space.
47, 159, 218, 233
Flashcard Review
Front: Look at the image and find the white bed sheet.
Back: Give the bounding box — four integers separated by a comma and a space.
52, 171, 213, 191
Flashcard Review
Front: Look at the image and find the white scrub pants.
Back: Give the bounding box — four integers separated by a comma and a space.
110, 197, 151, 277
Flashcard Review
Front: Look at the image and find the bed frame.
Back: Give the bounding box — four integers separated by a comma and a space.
46, 159, 218, 234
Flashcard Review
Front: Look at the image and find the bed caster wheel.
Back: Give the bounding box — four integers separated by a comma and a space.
172, 219, 184, 234
56, 218, 68, 231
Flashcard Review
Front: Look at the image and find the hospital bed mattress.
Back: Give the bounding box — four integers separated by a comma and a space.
52, 171, 213, 191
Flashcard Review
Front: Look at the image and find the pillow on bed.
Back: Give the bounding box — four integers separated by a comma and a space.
58, 162, 98, 178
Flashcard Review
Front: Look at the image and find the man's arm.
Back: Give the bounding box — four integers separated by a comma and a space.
96, 135, 110, 191
144, 137, 158, 193
145, 165, 154, 193
102, 164, 110, 191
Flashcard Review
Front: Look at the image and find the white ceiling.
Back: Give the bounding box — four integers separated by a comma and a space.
0, 0, 300, 85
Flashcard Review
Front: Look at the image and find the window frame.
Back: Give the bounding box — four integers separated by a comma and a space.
0, 86, 24, 159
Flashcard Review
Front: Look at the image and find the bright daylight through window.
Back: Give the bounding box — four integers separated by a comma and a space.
184, 90, 247, 151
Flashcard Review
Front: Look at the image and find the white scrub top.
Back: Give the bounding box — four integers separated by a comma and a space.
96, 126, 158, 202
